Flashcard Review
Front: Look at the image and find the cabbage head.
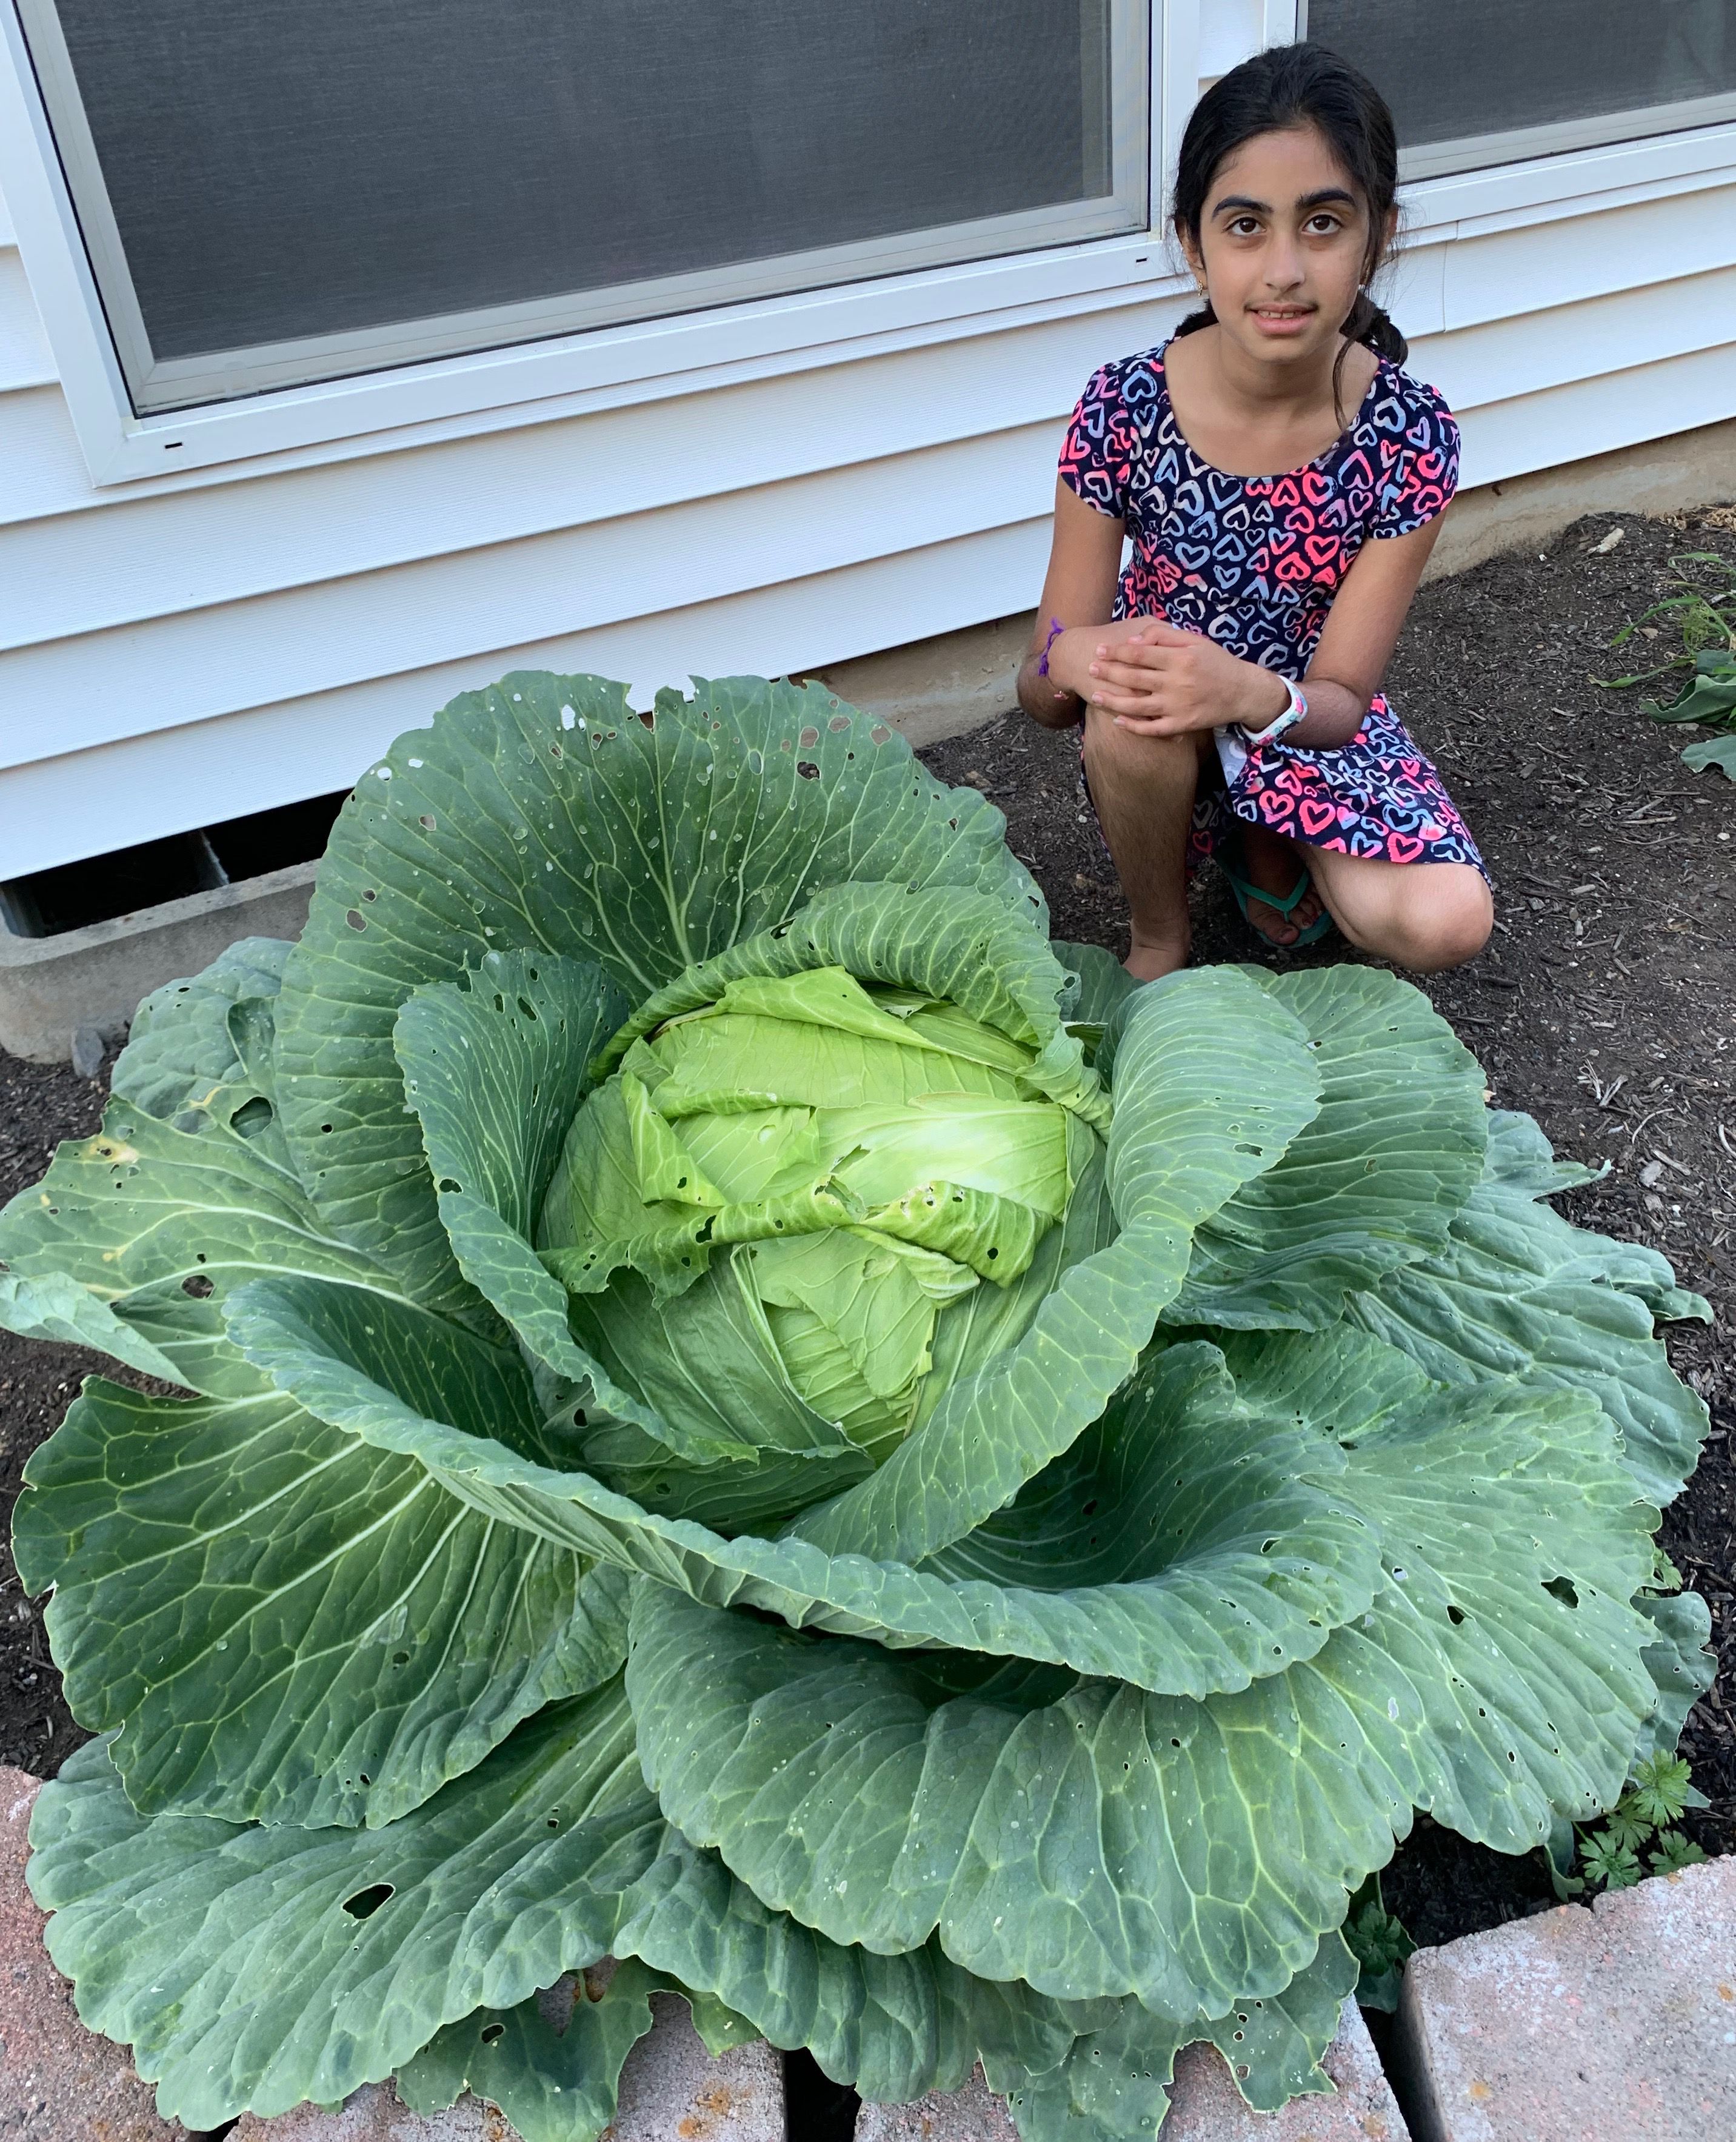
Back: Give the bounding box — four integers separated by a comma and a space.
0, 674, 1713, 2141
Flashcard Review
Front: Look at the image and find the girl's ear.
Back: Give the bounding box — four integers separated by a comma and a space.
1176, 222, 1207, 292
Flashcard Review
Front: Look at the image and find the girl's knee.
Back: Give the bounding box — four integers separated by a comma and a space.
1081, 710, 1202, 789
1387, 870, 1492, 972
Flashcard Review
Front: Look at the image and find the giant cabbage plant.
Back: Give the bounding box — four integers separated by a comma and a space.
1, 675, 1714, 2140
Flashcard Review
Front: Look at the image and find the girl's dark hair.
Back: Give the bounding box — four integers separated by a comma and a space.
1170, 42, 1406, 410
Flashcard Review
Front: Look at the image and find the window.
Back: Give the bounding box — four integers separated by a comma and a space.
16, 0, 1148, 415
1304, 0, 1736, 179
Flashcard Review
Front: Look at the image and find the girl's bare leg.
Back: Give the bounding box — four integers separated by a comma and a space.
1304, 845, 1492, 972
1081, 710, 1208, 979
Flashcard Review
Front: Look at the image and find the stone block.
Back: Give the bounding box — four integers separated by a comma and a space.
230, 1987, 783, 2142
610, 1991, 781, 2140
0, 1765, 189, 2140
854, 2006, 1407, 2140
1162, 2005, 1408, 2140
0, 860, 316, 1063
1395, 1854, 1736, 2141
229, 2090, 507, 2140
853, 2063, 1017, 2140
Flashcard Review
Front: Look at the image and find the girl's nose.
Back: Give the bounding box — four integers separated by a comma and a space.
1263, 245, 1306, 290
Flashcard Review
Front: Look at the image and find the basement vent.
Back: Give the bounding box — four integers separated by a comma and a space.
0, 792, 347, 940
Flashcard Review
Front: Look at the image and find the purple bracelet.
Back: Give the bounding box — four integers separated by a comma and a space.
1035, 616, 1066, 678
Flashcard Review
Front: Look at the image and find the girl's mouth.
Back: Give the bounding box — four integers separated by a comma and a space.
1247, 305, 1316, 336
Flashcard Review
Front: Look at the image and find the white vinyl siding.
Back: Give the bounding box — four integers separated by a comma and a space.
2, 15, 1735, 875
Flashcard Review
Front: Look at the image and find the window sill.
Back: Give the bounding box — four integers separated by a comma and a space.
1400, 117, 1736, 242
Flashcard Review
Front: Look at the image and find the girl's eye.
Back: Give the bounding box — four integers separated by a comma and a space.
1227, 216, 1261, 236
1306, 214, 1344, 235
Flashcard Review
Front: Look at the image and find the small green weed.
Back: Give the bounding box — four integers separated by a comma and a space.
1561, 1753, 1706, 1899
1600, 552, 1736, 780
1344, 1872, 1417, 2012
1578, 1830, 1643, 1891
1626, 1752, 1694, 1829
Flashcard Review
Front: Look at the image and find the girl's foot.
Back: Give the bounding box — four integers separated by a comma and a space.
1231, 824, 1326, 946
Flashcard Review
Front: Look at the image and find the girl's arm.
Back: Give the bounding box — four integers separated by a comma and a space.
1080, 511, 1448, 746
1016, 480, 1143, 730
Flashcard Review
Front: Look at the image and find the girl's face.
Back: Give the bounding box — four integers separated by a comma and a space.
1181, 123, 1388, 369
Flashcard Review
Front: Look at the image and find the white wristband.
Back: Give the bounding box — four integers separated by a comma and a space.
1237, 677, 1307, 748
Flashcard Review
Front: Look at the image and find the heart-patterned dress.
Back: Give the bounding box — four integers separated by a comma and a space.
1060, 341, 1486, 878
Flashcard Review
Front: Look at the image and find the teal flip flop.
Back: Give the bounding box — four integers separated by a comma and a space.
1218, 842, 1333, 948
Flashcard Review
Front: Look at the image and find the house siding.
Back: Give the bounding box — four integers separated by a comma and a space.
1, 155, 1734, 877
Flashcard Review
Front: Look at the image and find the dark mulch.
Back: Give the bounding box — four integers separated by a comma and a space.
0, 512, 1730, 1955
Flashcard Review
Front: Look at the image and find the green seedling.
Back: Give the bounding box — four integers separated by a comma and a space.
1626, 1752, 1693, 1828
1600, 551, 1736, 779
1571, 1751, 1704, 1897
1579, 1830, 1644, 1891
1344, 1873, 1417, 2013
1648, 1832, 1708, 1876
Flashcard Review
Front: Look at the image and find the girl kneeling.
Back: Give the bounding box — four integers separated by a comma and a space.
1020, 41, 1492, 980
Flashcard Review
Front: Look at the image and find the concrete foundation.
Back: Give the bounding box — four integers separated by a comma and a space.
0, 860, 316, 1065
1425, 414, 1736, 580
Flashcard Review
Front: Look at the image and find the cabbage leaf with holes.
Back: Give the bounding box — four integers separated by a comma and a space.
0, 672, 1711, 2141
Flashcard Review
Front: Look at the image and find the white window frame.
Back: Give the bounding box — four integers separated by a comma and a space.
17, 0, 1155, 420
1297, 1, 1736, 183
7, 0, 1736, 490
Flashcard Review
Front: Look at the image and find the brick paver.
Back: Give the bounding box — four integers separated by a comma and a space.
0, 1764, 189, 2140
1164, 2003, 1407, 2140
853, 2063, 1017, 2139
1397, 1853, 1736, 2140
229, 2090, 507, 2139
854, 2003, 1409, 2139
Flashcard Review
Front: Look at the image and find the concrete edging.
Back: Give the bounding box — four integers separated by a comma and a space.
1389, 1853, 1736, 2141
0, 860, 318, 1066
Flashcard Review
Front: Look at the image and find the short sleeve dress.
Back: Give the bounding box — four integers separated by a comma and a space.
1059, 341, 1486, 878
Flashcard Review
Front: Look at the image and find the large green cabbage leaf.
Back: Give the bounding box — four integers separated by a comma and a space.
1, 675, 1710, 2140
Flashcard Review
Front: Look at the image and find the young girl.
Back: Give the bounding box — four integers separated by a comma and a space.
1019, 42, 1492, 980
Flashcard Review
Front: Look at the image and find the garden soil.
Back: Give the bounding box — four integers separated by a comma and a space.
1, 510, 1731, 1954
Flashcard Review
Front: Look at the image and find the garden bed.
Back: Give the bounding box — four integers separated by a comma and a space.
2, 509, 1731, 1955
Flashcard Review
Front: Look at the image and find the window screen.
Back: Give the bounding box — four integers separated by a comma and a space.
1305, 0, 1736, 177
19, 1, 1147, 412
